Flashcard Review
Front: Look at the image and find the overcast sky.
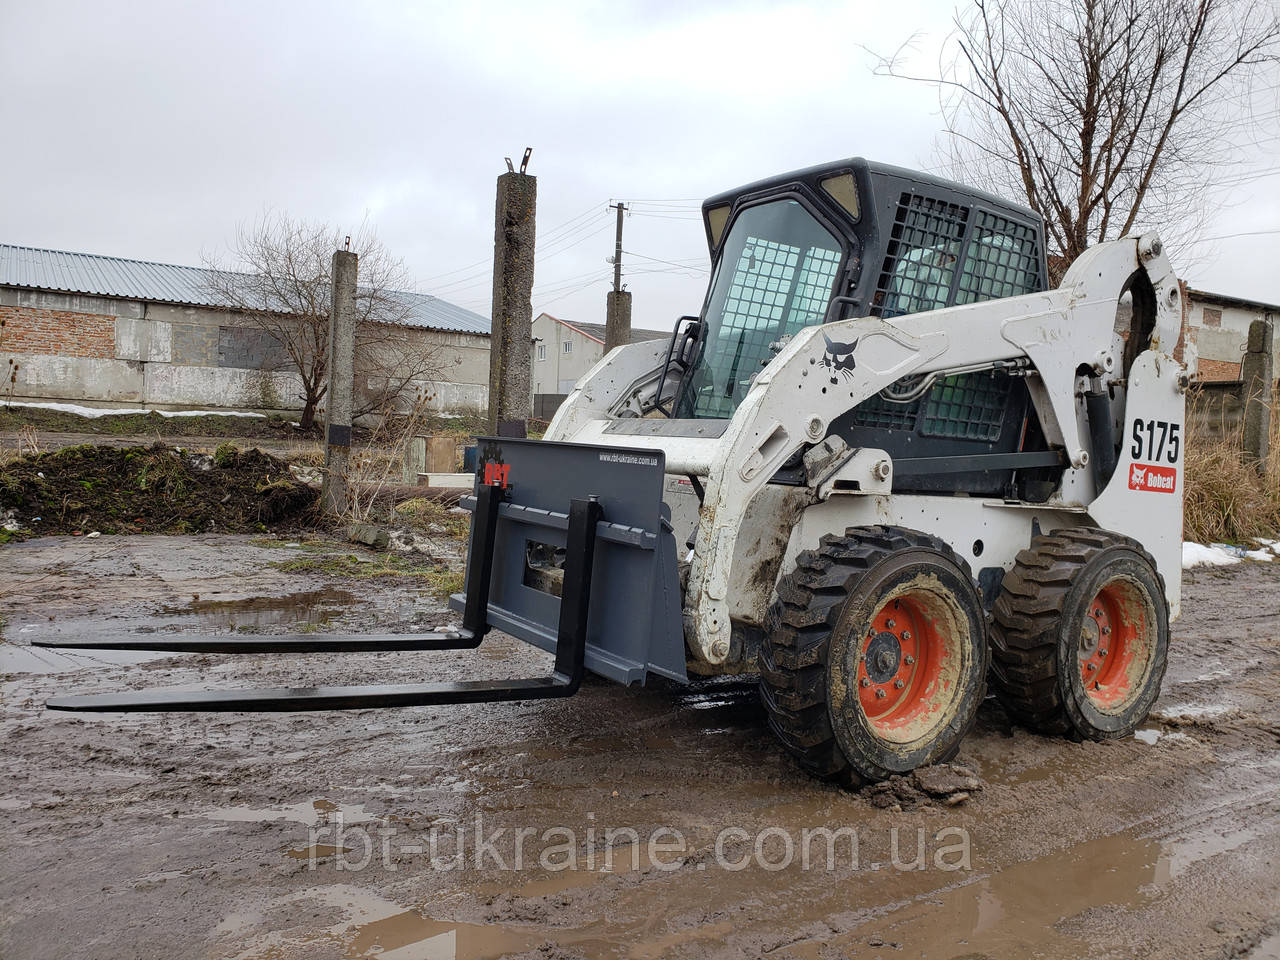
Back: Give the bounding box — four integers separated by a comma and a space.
2, 0, 1278, 332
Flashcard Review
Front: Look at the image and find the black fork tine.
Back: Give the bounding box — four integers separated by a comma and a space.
42, 493, 603, 714
31, 631, 478, 654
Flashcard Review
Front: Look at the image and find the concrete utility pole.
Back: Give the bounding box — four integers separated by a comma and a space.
1241, 316, 1275, 470
322, 247, 358, 516
604, 201, 632, 353
488, 150, 536, 437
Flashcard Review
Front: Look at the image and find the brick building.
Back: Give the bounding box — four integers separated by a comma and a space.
1183, 288, 1279, 381
0, 243, 492, 415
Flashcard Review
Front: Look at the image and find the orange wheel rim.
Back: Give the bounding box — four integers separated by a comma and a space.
1079, 580, 1149, 710
857, 591, 958, 741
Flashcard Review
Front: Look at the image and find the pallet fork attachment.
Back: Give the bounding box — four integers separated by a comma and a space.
36, 484, 603, 712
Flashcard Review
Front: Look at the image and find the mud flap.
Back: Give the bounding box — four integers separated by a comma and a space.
453, 437, 686, 685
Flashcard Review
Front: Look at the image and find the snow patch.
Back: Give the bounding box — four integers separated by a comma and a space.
4, 401, 266, 419
1182, 542, 1242, 568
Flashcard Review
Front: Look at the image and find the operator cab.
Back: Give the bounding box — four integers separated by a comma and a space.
665, 158, 1060, 501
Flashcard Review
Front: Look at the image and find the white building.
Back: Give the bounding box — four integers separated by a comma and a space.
531, 312, 668, 394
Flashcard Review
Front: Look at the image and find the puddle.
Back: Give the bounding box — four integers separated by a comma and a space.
1134, 728, 1194, 746
346, 909, 531, 960
228, 885, 535, 960
0, 640, 170, 675
628, 920, 735, 959
203, 797, 379, 826
473, 842, 662, 899
1151, 702, 1235, 723
847, 792, 1278, 958
0, 588, 359, 675
161, 588, 356, 631
286, 843, 353, 860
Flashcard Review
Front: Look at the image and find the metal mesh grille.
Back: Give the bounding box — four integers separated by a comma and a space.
850, 392, 920, 431
955, 211, 1041, 304
921, 373, 1008, 440
873, 194, 970, 318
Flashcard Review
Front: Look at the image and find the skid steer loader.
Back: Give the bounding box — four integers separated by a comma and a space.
39, 159, 1188, 785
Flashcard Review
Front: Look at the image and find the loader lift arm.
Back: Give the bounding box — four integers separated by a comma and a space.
36, 485, 603, 712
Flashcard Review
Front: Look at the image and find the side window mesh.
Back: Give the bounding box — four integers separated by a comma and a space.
955, 211, 1041, 303
850, 393, 920, 431
857, 197, 1038, 438
920, 373, 1009, 441
872, 194, 970, 318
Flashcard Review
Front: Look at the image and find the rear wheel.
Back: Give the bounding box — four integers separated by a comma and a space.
990, 529, 1169, 739
760, 526, 989, 785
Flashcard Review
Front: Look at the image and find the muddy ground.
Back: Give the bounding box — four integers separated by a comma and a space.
2, 535, 1278, 960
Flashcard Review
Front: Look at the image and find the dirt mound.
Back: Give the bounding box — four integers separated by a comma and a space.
0, 406, 311, 439
0, 443, 317, 538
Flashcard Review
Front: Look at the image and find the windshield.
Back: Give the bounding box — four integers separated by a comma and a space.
679, 199, 843, 418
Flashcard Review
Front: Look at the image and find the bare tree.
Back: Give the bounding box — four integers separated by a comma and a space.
204, 214, 444, 429
877, 0, 1280, 279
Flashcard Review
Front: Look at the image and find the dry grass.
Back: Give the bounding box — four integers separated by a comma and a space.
339, 393, 440, 523
394, 496, 470, 543
1182, 387, 1280, 545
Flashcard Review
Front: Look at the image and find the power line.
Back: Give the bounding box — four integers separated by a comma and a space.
539, 277, 608, 309
1192, 228, 1280, 243
429, 222, 614, 297
418, 200, 606, 286
624, 249, 707, 269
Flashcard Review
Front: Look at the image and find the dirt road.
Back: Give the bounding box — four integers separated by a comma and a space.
2, 535, 1278, 959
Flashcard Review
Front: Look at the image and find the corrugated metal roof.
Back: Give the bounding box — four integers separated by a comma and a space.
547, 315, 669, 344
0, 243, 491, 335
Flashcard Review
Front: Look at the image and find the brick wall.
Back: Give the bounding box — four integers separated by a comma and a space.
1197, 357, 1242, 381
0, 304, 115, 359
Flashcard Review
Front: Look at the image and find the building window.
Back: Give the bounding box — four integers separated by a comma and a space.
536, 344, 546, 361
563, 340, 573, 355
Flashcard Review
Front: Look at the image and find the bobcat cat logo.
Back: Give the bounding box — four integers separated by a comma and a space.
1130, 464, 1147, 486
821, 333, 859, 384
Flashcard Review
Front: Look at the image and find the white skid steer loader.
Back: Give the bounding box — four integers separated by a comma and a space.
41, 160, 1188, 786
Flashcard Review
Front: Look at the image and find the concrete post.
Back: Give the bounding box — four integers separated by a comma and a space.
605, 289, 632, 354
1240, 316, 1274, 469
488, 170, 536, 437
322, 249, 358, 515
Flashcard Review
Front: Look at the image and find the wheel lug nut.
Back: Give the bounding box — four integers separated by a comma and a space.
886, 619, 896, 628
902, 631, 912, 641
1099, 649, 1107, 657
894, 679, 905, 689
860, 677, 871, 688
1094, 608, 1102, 617
875, 688, 887, 699
904, 654, 915, 665
1102, 626, 1111, 635
1086, 663, 1097, 671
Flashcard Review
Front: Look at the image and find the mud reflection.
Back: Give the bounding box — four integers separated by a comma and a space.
161, 588, 356, 631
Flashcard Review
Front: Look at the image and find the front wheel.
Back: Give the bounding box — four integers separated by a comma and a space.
759, 526, 989, 785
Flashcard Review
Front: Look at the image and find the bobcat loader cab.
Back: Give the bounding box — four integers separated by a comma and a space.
41, 159, 1187, 786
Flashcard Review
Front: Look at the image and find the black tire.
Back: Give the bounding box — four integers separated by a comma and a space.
759, 526, 989, 785
990, 528, 1169, 740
